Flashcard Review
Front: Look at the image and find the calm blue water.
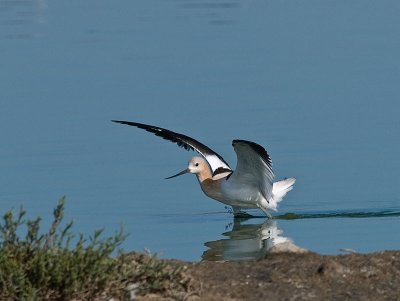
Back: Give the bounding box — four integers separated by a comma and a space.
1, 0, 399, 261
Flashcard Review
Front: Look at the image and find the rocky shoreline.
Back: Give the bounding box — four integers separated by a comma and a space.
139, 250, 400, 301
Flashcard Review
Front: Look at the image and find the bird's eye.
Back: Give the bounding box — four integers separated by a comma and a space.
195, 163, 199, 167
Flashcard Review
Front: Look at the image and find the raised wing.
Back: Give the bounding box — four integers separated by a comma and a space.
231, 139, 275, 200
112, 120, 231, 175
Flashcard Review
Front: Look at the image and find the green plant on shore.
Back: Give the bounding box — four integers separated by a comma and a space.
0, 197, 191, 301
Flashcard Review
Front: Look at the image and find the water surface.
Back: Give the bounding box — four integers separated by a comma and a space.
1, 0, 399, 261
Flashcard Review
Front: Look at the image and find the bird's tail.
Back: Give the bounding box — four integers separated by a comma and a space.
268, 177, 296, 210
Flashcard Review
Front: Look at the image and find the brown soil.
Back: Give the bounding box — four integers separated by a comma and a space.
139, 251, 400, 301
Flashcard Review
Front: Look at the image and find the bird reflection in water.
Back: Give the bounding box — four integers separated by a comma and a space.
202, 218, 294, 261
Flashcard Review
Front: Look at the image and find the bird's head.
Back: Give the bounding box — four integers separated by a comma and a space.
165, 156, 210, 181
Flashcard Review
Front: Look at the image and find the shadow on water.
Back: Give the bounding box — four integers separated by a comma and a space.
231, 209, 400, 220
202, 218, 291, 261
276, 210, 400, 220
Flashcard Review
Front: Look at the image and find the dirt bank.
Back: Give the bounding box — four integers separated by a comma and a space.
139, 251, 400, 301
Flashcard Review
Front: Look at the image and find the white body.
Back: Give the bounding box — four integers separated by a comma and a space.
220, 177, 296, 211
205, 174, 296, 212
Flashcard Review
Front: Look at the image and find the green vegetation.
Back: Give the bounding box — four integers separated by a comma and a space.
0, 197, 191, 300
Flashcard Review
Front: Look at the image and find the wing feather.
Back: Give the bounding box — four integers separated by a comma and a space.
112, 120, 231, 174
231, 139, 274, 200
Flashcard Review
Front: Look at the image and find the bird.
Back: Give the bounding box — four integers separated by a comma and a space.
112, 120, 296, 217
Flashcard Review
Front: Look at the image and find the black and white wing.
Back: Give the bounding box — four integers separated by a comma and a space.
231, 140, 275, 200
112, 120, 232, 175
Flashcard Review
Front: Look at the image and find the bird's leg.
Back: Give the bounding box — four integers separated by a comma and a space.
232, 207, 253, 218
258, 205, 273, 219
232, 206, 244, 217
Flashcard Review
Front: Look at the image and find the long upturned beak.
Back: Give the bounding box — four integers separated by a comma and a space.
165, 168, 189, 179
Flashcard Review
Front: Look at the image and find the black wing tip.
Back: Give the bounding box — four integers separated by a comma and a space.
232, 139, 265, 149
232, 139, 272, 166
111, 120, 128, 124
111, 120, 154, 129
111, 120, 195, 151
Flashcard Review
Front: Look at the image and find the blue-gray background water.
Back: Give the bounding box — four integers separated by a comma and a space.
1, 0, 399, 261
